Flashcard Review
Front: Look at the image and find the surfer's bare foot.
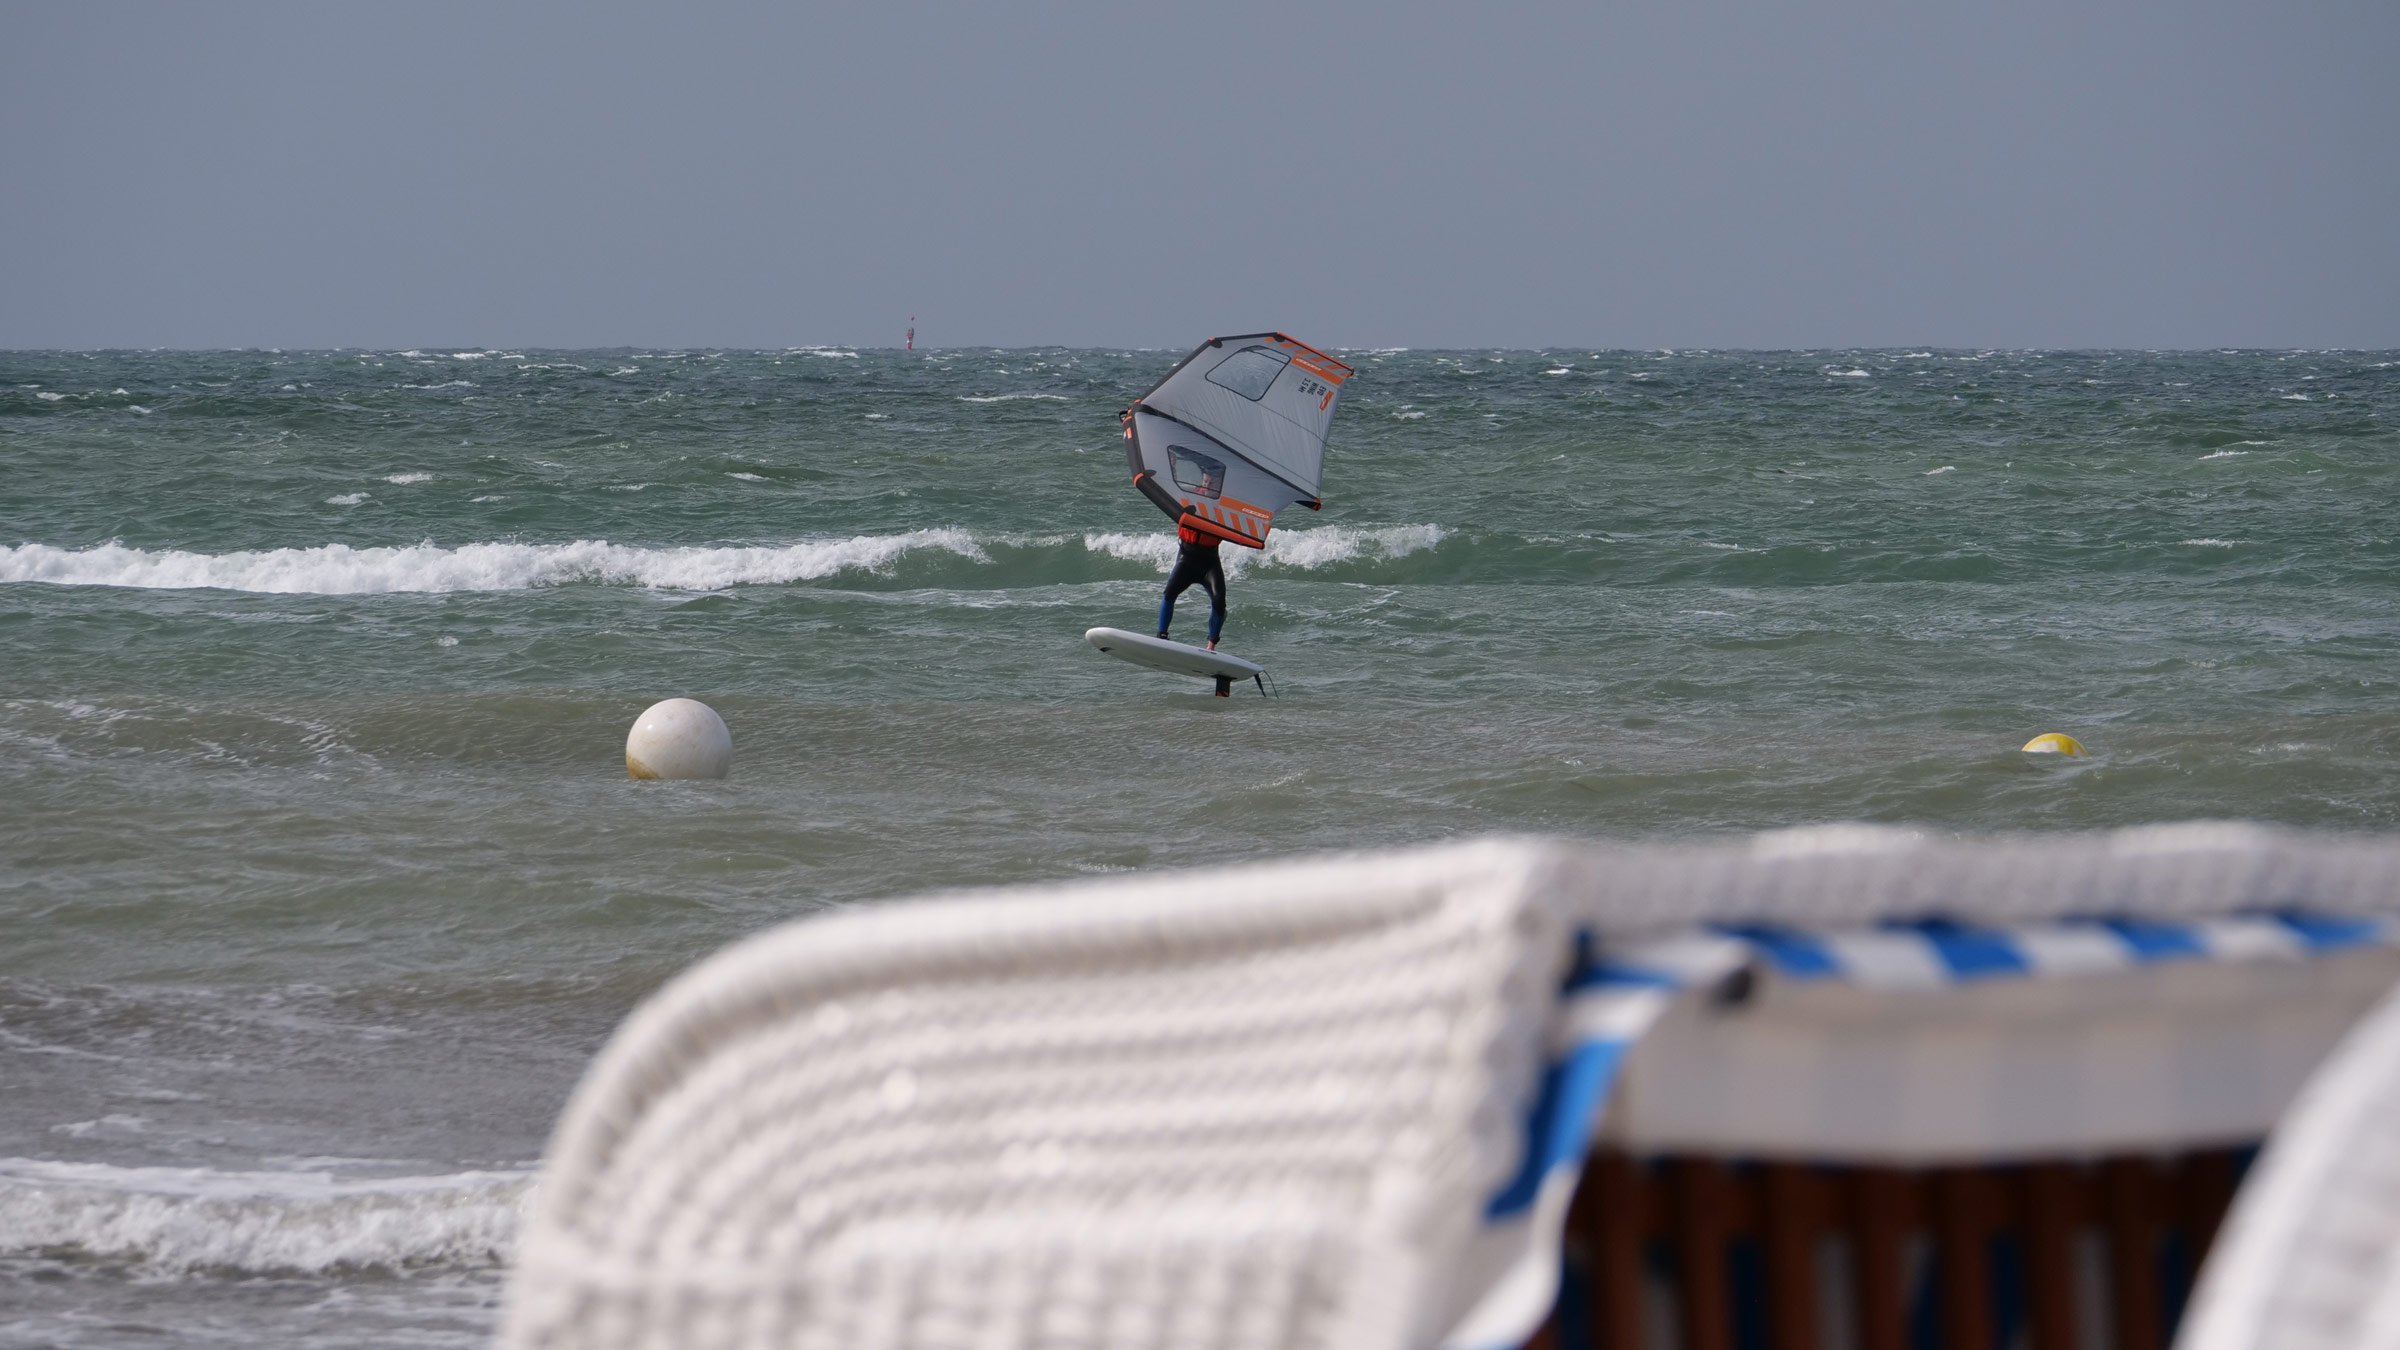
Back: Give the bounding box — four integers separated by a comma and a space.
1207, 640, 1218, 651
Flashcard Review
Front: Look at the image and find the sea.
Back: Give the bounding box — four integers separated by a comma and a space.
3, 346, 2395, 1345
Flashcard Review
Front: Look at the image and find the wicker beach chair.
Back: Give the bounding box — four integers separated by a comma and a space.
504, 826, 2400, 1350
2176, 980, 2400, 1350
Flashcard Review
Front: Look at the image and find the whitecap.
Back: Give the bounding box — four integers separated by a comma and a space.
2198, 449, 2248, 460
1255, 523, 1444, 571
50, 1114, 147, 1138
325, 493, 369, 506
1544, 367, 1573, 376
399, 381, 475, 390
0, 530, 992, 594
1924, 465, 1957, 475
2281, 393, 2311, 401
957, 393, 1068, 403
1080, 524, 1444, 575
864, 413, 889, 420
129, 405, 153, 415
1825, 368, 1871, 379
382, 472, 433, 485
2179, 538, 2238, 548
727, 472, 767, 481
469, 494, 505, 503
35, 391, 68, 402
0, 1157, 530, 1274
1394, 410, 1427, 420
603, 483, 656, 492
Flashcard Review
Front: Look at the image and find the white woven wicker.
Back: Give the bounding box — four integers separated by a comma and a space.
504, 824, 2400, 1350
507, 840, 1576, 1350
2177, 980, 2400, 1350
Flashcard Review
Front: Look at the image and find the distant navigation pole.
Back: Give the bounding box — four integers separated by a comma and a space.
906, 317, 915, 352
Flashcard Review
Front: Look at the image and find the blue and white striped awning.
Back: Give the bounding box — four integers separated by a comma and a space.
1448, 910, 2400, 1350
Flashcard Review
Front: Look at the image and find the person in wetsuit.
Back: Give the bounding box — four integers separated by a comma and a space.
1157, 518, 1226, 650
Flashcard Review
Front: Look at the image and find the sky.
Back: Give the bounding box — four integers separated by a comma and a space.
4, 2, 2395, 350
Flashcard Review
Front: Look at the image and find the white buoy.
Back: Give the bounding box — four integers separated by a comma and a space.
626, 698, 732, 780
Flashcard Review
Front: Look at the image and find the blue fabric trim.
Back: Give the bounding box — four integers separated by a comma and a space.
2097, 917, 2210, 962
2275, 911, 2386, 951
1898, 919, 2031, 979
1562, 961, 1684, 992
1485, 1038, 1630, 1219
1715, 924, 1841, 979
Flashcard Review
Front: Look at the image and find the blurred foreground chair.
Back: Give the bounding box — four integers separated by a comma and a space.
504, 826, 2400, 1350
2176, 979, 2400, 1350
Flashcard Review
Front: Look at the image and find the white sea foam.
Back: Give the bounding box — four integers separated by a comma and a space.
2281, 393, 2312, 401
129, 405, 153, 415
36, 391, 68, 402
1544, 367, 1573, 376
1081, 531, 1179, 568
1258, 523, 1444, 570
383, 472, 433, 485
325, 493, 369, 506
727, 472, 767, 481
1394, 410, 1427, 420
864, 413, 889, 420
1826, 368, 1872, 379
50, 1115, 147, 1138
400, 381, 475, 390
2199, 449, 2249, 460
603, 483, 657, 492
2180, 538, 2239, 548
0, 531, 991, 594
1079, 524, 1444, 574
0, 1157, 529, 1274
1924, 465, 1957, 475
470, 494, 505, 503
957, 393, 1068, 403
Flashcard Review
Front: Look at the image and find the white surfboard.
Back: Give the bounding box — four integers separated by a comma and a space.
1084, 627, 1265, 689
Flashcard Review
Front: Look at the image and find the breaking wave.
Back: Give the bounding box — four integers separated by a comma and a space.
0, 531, 990, 593
0, 1158, 529, 1274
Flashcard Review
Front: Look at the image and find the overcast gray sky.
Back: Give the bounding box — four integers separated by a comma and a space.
5, 2, 2394, 349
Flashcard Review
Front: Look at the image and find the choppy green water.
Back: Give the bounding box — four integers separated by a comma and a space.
3, 346, 2396, 1345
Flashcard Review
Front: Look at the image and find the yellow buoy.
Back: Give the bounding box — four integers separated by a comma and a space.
2021, 732, 2085, 756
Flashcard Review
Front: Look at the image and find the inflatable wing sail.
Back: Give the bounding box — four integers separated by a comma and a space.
1122, 333, 1354, 548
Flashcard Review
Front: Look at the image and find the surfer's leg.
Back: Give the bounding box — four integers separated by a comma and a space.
1158, 553, 1201, 638
1202, 557, 1226, 646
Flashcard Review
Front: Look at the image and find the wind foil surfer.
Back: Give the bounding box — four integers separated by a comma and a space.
1157, 519, 1225, 650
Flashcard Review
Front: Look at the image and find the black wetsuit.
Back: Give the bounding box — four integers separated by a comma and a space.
1157, 535, 1226, 644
